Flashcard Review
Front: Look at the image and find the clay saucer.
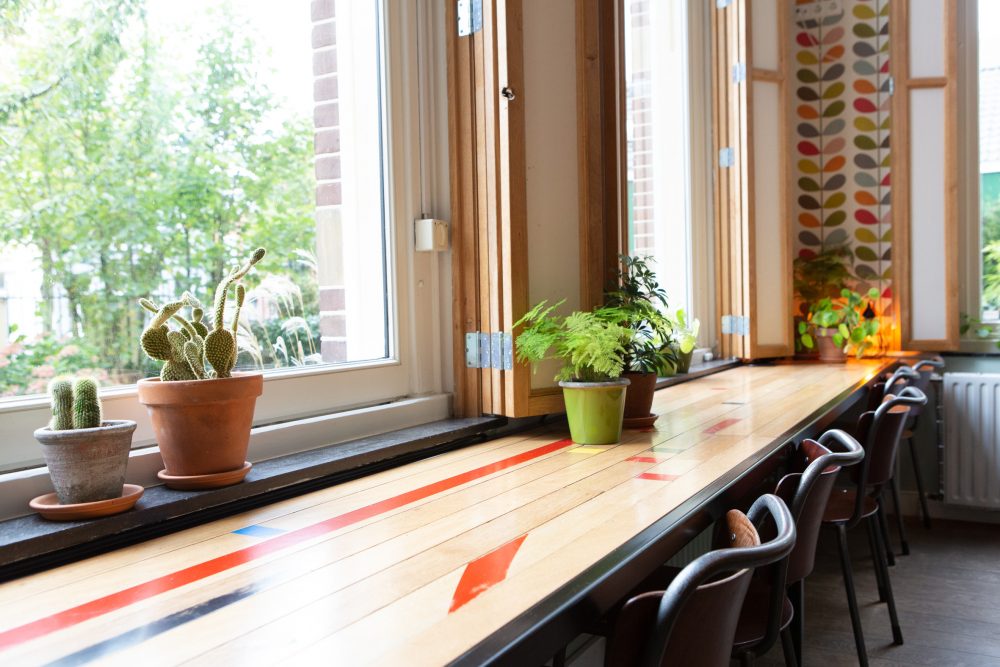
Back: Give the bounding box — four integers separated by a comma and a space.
157, 461, 252, 490
30, 484, 144, 521
623, 413, 659, 430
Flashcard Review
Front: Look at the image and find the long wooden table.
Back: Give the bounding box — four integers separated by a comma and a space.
0, 359, 891, 666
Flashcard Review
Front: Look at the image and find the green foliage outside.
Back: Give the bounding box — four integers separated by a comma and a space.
0, 0, 318, 395
982, 200, 1000, 310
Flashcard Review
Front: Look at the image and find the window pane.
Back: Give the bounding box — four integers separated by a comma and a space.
981, 1, 1000, 322
623, 0, 693, 316
0, 0, 390, 397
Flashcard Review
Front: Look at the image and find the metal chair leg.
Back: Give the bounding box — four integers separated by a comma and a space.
908, 436, 932, 529
871, 515, 904, 645
789, 580, 804, 666
836, 524, 868, 667
740, 652, 753, 667
877, 495, 900, 564
781, 627, 799, 667
866, 517, 888, 602
551, 647, 566, 667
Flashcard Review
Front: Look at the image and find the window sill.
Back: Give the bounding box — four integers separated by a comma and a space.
654, 357, 742, 390
0, 415, 505, 581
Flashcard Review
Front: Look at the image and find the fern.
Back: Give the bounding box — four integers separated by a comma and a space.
515, 300, 632, 382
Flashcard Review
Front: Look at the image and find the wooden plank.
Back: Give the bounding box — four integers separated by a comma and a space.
447, 0, 483, 417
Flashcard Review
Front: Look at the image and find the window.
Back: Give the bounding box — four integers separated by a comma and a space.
979, 1, 1000, 324
621, 0, 715, 351
0, 1, 449, 474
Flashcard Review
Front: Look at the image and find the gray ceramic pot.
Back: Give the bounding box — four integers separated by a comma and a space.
34, 420, 137, 504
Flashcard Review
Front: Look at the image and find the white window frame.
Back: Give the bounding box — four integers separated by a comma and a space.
0, 0, 453, 514
621, 0, 717, 354
959, 0, 1000, 353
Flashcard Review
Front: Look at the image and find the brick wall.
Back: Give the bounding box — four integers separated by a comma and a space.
627, 0, 655, 257
311, 0, 346, 362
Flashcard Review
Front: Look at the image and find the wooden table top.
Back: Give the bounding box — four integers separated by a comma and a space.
0, 359, 890, 666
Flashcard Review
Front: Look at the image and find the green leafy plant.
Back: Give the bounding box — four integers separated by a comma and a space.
604, 255, 677, 374
48, 377, 103, 430
960, 312, 1000, 350
138, 248, 266, 381
672, 309, 700, 354
798, 287, 881, 358
793, 245, 853, 315
515, 300, 633, 382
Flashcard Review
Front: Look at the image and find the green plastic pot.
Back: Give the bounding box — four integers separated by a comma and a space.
559, 378, 630, 445
675, 348, 695, 373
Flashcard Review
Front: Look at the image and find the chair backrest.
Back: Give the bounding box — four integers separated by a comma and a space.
844, 389, 927, 525
604, 495, 796, 667
777, 429, 865, 585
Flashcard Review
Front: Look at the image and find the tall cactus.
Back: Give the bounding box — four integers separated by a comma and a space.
138, 248, 266, 382
72, 378, 102, 429
48, 380, 74, 431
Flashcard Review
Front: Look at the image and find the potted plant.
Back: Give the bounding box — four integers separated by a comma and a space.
136, 248, 266, 489
515, 301, 633, 445
604, 255, 677, 424
671, 309, 700, 373
32, 378, 141, 517
798, 287, 881, 362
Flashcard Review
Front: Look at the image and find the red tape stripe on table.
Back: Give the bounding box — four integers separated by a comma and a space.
449, 534, 527, 612
0, 439, 573, 650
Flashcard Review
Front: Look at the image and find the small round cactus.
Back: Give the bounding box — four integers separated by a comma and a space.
72, 378, 102, 429
48, 380, 74, 431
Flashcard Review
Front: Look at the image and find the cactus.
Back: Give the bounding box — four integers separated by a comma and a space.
138, 248, 266, 382
49, 380, 74, 431
48, 377, 104, 431
72, 378, 102, 429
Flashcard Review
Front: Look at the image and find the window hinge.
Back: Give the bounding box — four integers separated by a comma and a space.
721, 315, 750, 336
457, 0, 483, 37
887, 75, 895, 96
732, 62, 746, 84
465, 331, 513, 370
719, 147, 735, 168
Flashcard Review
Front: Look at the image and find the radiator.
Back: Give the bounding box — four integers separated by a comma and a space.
943, 372, 1000, 509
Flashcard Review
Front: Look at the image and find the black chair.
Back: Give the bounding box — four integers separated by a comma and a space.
603, 494, 796, 667
877, 360, 942, 557
730, 429, 865, 666
821, 390, 927, 667
898, 357, 945, 530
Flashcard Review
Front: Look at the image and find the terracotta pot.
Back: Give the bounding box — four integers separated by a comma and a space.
34, 420, 137, 504
137, 373, 263, 476
816, 327, 847, 363
622, 371, 657, 419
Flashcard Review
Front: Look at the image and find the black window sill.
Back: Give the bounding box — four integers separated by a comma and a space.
0, 416, 505, 582
654, 357, 742, 389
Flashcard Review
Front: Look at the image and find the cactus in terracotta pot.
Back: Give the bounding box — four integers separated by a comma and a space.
135, 248, 267, 487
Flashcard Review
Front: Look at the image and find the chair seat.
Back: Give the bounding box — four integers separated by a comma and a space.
823, 488, 878, 524
732, 577, 793, 650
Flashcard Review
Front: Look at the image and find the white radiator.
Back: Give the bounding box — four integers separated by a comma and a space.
944, 372, 1000, 509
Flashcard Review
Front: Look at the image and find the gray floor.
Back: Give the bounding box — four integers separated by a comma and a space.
759, 517, 1000, 667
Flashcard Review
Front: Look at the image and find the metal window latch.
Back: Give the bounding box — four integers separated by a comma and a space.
465, 332, 513, 370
